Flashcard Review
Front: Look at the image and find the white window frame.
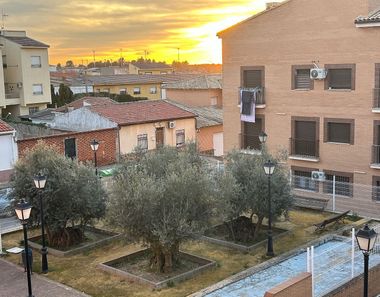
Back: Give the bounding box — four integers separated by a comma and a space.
133, 87, 141, 95
31, 56, 41, 68
119, 88, 127, 95
32, 84, 43, 95
150, 86, 157, 94
176, 129, 185, 147
137, 134, 148, 150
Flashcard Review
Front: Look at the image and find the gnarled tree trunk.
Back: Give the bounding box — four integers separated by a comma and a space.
149, 242, 180, 273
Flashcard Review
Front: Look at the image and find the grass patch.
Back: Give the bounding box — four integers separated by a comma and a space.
1, 209, 353, 297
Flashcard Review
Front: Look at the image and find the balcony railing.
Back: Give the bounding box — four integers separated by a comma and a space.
372, 145, 380, 164
5, 92, 20, 99
289, 138, 319, 158
374, 88, 380, 109
240, 86, 265, 105
240, 133, 261, 150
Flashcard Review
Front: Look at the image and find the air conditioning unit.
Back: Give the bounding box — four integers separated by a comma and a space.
16, 82, 23, 88
310, 68, 327, 80
311, 171, 325, 181
168, 121, 175, 129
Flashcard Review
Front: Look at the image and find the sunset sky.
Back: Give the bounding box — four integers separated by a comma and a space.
1, 0, 269, 65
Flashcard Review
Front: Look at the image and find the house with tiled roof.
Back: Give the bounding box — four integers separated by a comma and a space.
0, 30, 51, 117
0, 119, 17, 182
49, 100, 196, 155
129, 61, 173, 75
162, 74, 223, 107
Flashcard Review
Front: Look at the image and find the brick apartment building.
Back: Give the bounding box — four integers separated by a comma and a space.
219, 0, 380, 217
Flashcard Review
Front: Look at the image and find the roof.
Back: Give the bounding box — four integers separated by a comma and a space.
0, 119, 15, 133
2, 36, 49, 48
217, 0, 290, 37
162, 75, 222, 90
87, 73, 200, 86
131, 62, 172, 70
55, 97, 117, 112
19, 108, 55, 121
165, 100, 223, 128
89, 100, 196, 126
355, 9, 380, 24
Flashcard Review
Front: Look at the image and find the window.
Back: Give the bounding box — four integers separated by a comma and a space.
324, 119, 354, 144
325, 64, 355, 90
372, 176, 380, 202
292, 169, 318, 192
28, 106, 39, 115
210, 97, 217, 106
292, 65, 313, 90
160, 71, 167, 74
144, 72, 152, 74
133, 87, 141, 95
241, 67, 264, 88
176, 129, 185, 147
64, 138, 76, 160
119, 88, 126, 95
323, 171, 353, 197
31, 56, 41, 68
32, 84, 43, 95
150, 86, 157, 94
291, 117, 319, 158
102, 88, 110, 93
137, 134, 148, 150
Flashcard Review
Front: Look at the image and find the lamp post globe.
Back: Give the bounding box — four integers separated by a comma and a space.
263, 160, 275, 257
33, 172, 48, 273
90, 139, 99, 176
355, 225, 378, 297
15, 199, 34, 297
259, 131, 268, 144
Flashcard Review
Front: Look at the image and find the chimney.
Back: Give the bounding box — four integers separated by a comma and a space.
368, 0, 380, 13
266, 1, 281, 10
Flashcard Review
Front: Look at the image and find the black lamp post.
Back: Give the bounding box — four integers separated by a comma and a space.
90, 139, 99, 176
355, 224, 378, 297
258, 131, 267, 145
263, 160, 275, 257
33, 173, 48, 273
15, 199, 34, 297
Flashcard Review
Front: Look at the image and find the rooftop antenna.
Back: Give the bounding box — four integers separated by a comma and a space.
177, 48, 180, 62
120, 48, 123, 66
92, 50, 96, 67
144, 50, 149, 60
1, 9, 8, 30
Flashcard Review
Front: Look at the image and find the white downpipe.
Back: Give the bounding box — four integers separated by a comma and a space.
332, 175, 336, 212
307, 247, 310, 272
0, 223, 2, 254
351, 227, 355, 278
311, 245, 314, 297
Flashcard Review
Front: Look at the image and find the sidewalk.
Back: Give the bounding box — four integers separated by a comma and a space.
0, 258, 91, 297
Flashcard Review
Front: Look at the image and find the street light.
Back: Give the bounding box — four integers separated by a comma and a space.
90, 139, 99, 176
355, 224, 378, 297
34, 172, 48, 273
15, 199, 34, 297
259, 131, 267, 144
263, 160, 275, 257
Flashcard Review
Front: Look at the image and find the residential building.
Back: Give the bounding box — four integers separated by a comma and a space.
49, 100, 196, 155
167, 100, 223, 156
162, 74, 223, 107
0, 119, 17, 182
0, 30, 51, 116
87, 73, 198, 100
129, 62, 173, 75
219, 0, 380, 217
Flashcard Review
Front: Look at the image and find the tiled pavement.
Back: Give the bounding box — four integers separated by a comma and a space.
0, 258, 91, 297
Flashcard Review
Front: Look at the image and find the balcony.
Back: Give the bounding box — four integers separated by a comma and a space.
371, 145, 380, 169
239, 86, 265, 108
372, 88, 380, 112
289, 138, 319, 162
240, 133, 262, 151
5, 91, 20, 99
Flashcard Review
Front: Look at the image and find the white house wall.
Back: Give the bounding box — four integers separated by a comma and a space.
0, 132, 17, 170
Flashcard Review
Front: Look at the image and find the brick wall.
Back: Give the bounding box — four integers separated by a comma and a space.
327, 264, 380, 297
17, 128, 118, 166
0, 169, 14, 183
264, 272, 312, 297
198, 125, 223, 153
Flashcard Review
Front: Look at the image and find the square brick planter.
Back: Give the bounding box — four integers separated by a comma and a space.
28, 226, 121, 257
97, 249, 216, 289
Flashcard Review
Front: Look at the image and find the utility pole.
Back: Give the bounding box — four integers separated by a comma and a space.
177, 48, 180, 62
92, 50, 96, 67
1, 9, 8, 30
120, 48, 123, 66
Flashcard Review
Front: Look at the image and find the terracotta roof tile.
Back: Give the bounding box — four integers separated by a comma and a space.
2, 36, 49, 48
90, 100, 195, 126
0, 119, 14, 133
55, 97, 117, 112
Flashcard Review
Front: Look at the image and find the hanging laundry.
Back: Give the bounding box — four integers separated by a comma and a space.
240, 87, 260, 123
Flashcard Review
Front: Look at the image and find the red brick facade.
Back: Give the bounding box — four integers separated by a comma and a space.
17, 128, 118, 166
264, 272, 312, 297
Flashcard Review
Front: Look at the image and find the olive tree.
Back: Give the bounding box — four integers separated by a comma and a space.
10, 142, 106, 248
107, 144, 213, 273
220, 147, 293, 241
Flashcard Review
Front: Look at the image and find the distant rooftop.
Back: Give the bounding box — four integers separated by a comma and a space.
1, 36, 49, 48
89, 100, 195, 126
19, 108, 56, 121
131, 62, 172, 70
55, 97, 117, 112
0, 119, 15, 133
162, 75, 222, 90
